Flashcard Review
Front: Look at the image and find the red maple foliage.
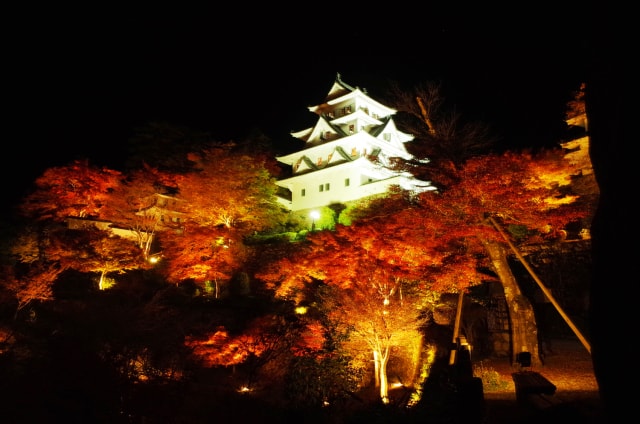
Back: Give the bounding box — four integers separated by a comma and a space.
20, 159, 123, 222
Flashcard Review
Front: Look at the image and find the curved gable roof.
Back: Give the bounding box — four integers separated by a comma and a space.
295, 155, 319, 173
325, 72, 357, 101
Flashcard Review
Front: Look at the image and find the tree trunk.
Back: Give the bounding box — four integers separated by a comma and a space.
483, 240, 541, 366
378, 347, 390, 404
99, 270, 107, 290
373, 349, 380, 387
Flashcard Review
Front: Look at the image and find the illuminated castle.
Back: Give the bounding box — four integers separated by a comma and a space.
275, 74, 435, 214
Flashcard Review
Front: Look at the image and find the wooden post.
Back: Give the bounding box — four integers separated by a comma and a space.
449, 290, 465, 365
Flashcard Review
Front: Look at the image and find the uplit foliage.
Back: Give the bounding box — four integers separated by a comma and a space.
101, 165, 180, 256
256, 227, 437, 404
398, 147, 587, 365
257, 145, 587, 388
160, 225, 245, 288
9, 225, 41, 264
186, 327, 250, 366
4, 221, 148, 318
148, 144, 290, 289
178, 144, 287, 231
0, 262, 61, 315
318, 278, 427, 404
187, 316, 295, 365
441, 149, 585, 238
0, 82, 597, 420
19, 159, 123, 222
69, 231, 149, 290
185, 313, 303, 390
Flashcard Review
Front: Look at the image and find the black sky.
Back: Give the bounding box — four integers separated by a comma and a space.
7, 4, 590, 206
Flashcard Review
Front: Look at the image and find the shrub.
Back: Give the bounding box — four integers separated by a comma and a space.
473, 361, 509, 391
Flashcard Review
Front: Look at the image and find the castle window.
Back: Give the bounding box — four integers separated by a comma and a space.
345, 178, 350, 187
349, 124, 355, 134
319, 184, 324, 192
351, 147, 357, 156
325, 183, 330, 191
301, 189, 306, 197
317, 157, 322, 165
383, 133, 391, 141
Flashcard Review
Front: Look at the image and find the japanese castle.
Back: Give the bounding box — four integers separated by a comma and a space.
275, 73, 436, 213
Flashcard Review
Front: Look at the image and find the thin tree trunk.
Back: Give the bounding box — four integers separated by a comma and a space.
99, 270, 107, 290
483, 240, 541, 366
373, 349, 380, 387
378, 347, 390, 404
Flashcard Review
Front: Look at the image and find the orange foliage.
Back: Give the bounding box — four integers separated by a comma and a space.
436, 149, 586, 236
179, 145, 285, 231
185, 327, 249, 366
186, 315, 301, 367
160, 225, 245, 286
1, 262, 63, 313
295, 321, 326, 353
257, 148, 586, 301
20, 159, 123, 222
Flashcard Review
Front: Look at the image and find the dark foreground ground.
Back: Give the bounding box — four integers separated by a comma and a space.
480, 337, 604, 423
0, 335, 603, 423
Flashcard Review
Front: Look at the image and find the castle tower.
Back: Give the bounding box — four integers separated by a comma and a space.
275, 73, 435, 213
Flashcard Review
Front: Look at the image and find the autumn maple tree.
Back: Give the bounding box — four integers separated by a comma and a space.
100, 165, 182, 258
256, 224, 451, 404
383, 81, 591, 366
19, 159, 123, 222
159, 225, 246, 294
0, 262, 62, 318
68, 231, 149, 290
153, 143, 287, 291
4, 223, 70, 316
358, 148, 586, 366
7, 159, 155, 309
185, 312, 306, 392
177, 144, 286, 231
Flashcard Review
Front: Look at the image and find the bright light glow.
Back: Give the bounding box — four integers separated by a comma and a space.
238, 386, 251, 393
149, 256, 160, 264
310, 210, 320, 220
295, 306, 308, 314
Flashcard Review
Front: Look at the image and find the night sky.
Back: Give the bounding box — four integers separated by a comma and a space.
7, 4, 591, 207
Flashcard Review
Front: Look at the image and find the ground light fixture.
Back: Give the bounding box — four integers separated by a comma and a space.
310, 210, 320, 231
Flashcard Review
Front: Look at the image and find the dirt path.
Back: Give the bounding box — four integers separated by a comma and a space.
478, 337, 604, 423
